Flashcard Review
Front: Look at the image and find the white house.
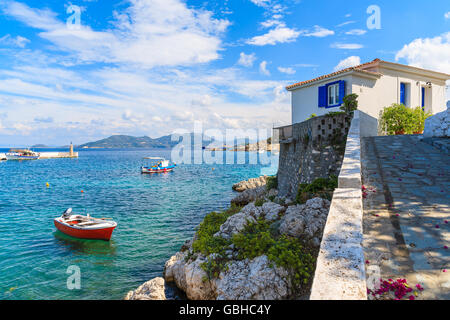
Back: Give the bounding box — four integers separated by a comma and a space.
286, 59, 450, 124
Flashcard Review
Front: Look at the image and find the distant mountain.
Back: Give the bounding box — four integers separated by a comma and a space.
77, 134, 208, 149
31, 144, 49, 148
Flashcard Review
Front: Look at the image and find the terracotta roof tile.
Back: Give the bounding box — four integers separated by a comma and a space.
286, 58, 381, 90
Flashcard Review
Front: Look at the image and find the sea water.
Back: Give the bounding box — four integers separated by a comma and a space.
0, 148, 277, 300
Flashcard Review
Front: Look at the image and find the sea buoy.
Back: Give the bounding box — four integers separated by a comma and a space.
81, 190, 84, 193
46, 182, 49, 188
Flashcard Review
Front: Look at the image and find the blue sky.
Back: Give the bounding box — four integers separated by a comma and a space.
0, 0, 449, 146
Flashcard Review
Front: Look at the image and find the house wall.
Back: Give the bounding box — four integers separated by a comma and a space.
291, 68, 447, 125
291, 75, 353, 124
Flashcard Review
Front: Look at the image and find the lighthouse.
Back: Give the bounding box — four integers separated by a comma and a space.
70, 142, 74, 157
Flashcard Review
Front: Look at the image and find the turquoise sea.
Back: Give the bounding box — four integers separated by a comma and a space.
0, 148, 277, 300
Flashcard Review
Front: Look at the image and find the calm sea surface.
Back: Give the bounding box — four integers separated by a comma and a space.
0, 148, 277, 300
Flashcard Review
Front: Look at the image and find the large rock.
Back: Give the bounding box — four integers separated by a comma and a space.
232, 176, 268, 192
216, 255, 291, 300
424, 106, 449, 137
164, 252, 216, 300
231, 186, 278, 206
124, 277, 166, 300
279, 198, 331, 247
215, 201, 284, 239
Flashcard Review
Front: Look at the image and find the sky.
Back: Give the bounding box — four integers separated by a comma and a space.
0, 0, 449, 146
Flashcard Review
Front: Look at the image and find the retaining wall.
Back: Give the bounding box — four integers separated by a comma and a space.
310, 110, 377, 300
276, 114, 352, 199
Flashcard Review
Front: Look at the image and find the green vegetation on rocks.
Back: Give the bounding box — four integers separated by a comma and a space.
266, 175, 278, 190
295, 176, 338, 204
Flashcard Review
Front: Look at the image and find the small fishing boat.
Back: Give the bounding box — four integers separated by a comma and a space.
141, 157, 176, 174
6, 148, 40, 160
54, 208, 117, 241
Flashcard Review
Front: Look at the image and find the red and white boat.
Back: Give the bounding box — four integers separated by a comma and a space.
54, 208, 117, 241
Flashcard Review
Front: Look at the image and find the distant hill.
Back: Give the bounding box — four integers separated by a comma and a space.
31, 144, 49, 148
77, 134, 208, 149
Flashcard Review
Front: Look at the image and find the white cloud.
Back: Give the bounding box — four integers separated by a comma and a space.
395, 32, 450, 74
345, 29, 367, 36
277, 66, 295, 74
334, 56, 361, 71
301, 25, 334, 38
247, 25, 300, 46
249, 0, 271, 7
331, 43, 364, 50
336, 21, 356, 27
259, 61, 270, 75
0, 34, 30, 48
2, 0, 230, 68
238, 52, 257, 67
445, 12, 450, 19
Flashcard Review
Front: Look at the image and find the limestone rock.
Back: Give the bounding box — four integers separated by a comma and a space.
164, 252, 216, 300
231, 186, 267, 206
232, 176, 268, 192
216, 255, 291, 300
124, 277, 166, 300
424, 106, 449, 137
215, 201, 284, 239
279, 197, 331, 247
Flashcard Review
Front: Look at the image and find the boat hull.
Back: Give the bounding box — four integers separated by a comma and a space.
54, 219, 116, 241
141, 166, 175, 174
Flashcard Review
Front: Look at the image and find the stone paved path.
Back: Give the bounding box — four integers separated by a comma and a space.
361, 135, 449, 300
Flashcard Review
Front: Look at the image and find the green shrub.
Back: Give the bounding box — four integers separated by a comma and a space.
266, 175, 278, 190
254, 198, 266, 207
192, 204, 240, 255
295, 176, 338, 204
411, 107, 431, 133
307, 113, 317, 120
232, 219, 316, 291
340, 93, 358, 114
380, 104, 431, 135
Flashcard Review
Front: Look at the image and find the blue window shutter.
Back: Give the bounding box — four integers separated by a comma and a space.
421, 87, 425, 108
318, 85, 327, 107
400, 83, 406, 105
338, 80, 346, 104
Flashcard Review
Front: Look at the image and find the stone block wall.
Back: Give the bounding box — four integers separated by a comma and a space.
276, 113, 352, 199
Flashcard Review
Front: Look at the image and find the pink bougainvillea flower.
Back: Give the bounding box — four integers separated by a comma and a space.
436, 225, 440, 229
365, 260, 370, 264
362, 185, 366, 191
443, 269, 447, 272
408, 295, 415, 300
444, 246, 448, 250
396, 214, 400, 217
445, 220, 448, 224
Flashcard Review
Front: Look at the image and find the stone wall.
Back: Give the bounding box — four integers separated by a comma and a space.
276, 113, 352, 199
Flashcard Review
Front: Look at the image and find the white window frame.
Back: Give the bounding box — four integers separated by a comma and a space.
328, 83, 339, 106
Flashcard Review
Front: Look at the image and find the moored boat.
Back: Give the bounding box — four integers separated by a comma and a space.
141, 157, 176, 174
6, 149, 40, 160
54, 208, 117, 241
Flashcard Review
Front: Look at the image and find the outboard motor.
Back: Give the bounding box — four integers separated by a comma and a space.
62, 208, 72, 219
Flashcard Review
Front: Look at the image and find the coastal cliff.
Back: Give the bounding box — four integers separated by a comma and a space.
125, 175, 334, 300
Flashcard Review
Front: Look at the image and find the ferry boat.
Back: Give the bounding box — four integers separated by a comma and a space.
6, 149, 40, 160
54, 208, 117, 241
141, 157, 176, 174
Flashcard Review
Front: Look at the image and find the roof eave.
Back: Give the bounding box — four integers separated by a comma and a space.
286, 70, 381, 91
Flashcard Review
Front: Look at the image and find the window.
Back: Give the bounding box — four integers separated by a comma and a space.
328, 83, 339, 106
400, 82, 408, 106
318, 80, 345, 108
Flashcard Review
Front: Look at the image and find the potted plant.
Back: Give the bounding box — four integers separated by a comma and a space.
411, 107, 431, 134
380, 104, 413, 135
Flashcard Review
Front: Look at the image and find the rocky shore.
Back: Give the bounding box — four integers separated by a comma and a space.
125, 176, 332, 300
